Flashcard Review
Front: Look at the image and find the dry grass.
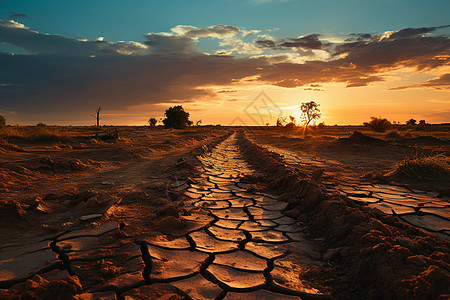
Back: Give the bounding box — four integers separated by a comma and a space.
0, 126, 73, 142
388, 153, 450, 180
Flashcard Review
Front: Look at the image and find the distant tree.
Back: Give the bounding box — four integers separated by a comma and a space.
36, 122, 47, 127
406, 118, 417, 125
276, 117, 287, 127
162, 105, 192, 129
0, 115, 5, 127
148, 117, 157, 127
419, 120, 426, 125
363, 116, 391, 132
265, 123, 270, 126
300, 101, 321, 135
92, 107, 102, 127
196, 120, 202, 126
317, 122, 326, 129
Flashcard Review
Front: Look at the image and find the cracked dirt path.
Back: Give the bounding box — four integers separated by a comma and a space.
1, 133, 331, 299
249, 139, 450, 240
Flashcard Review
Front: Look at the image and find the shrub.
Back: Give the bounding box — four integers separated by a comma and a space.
363, 117, 391, 132
162, 106, 191, 129
317, 122, 326, 130
36, 122, 47, 127
406, 119, 417, 125
388, 153, 450, 180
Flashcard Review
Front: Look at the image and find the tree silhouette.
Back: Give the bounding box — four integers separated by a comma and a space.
300, 101, 321, 135
419, 120, 426, 125
276, 117, 286, 127
406, 118, 417, 125
196, 120, 202, 126
148, 117, 157, 127
0, 115, 5, 127
163, 105, 191, 129
92, 107, 102, 127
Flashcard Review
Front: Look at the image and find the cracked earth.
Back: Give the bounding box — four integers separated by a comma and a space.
1, 130, 449, 299
0, 133, 331, 299
251, 141, 450, 240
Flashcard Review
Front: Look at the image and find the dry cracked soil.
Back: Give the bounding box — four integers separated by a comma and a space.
0, 126, 449, 299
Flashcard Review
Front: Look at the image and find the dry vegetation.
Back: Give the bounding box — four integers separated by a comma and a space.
388, 153, 450, 181
0, 126, 74, 142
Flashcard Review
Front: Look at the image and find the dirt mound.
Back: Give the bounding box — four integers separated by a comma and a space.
338, 131, 386, 146
237, 131, 450, 299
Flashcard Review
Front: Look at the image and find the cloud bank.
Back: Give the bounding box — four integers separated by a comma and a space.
0, 20, 449, 121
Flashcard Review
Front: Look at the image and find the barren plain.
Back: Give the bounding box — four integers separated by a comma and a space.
0, 125, 449, 299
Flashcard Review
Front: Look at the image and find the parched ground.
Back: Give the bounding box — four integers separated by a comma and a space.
0, 125, 449, 299
0, 126, 228, 253
246, 125, 450, 194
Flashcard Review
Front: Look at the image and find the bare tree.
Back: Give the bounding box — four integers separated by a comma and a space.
196, 120, 202, 126
300, 101, 321, 135
92, 107, 102, 127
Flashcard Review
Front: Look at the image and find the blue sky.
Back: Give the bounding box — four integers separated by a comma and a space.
0, 0, 449, 125
2, 0, 449, 42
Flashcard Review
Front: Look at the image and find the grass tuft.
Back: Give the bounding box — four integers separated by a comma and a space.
388, 153, 450, 180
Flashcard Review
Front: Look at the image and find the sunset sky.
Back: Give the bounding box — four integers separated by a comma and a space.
0, 0, 449, 126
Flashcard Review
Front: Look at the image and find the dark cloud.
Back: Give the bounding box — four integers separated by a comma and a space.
332, 34, 450, 71
144, 34, 194, 53
0, 52, 266, 114
345, 33, 377, 42
279, 34, 324, 49
0, 21, 449, 123
9, 12, 28, 19
0, 20, 149, 55
255, 34, 329, 51
257, 28, 449, 88
255, 39, 276, 48
389, 25, 449, 40
390, 73, 450, 90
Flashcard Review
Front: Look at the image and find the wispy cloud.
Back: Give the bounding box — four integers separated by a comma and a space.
8, 12, 28, 19
390, 73, 450, 90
